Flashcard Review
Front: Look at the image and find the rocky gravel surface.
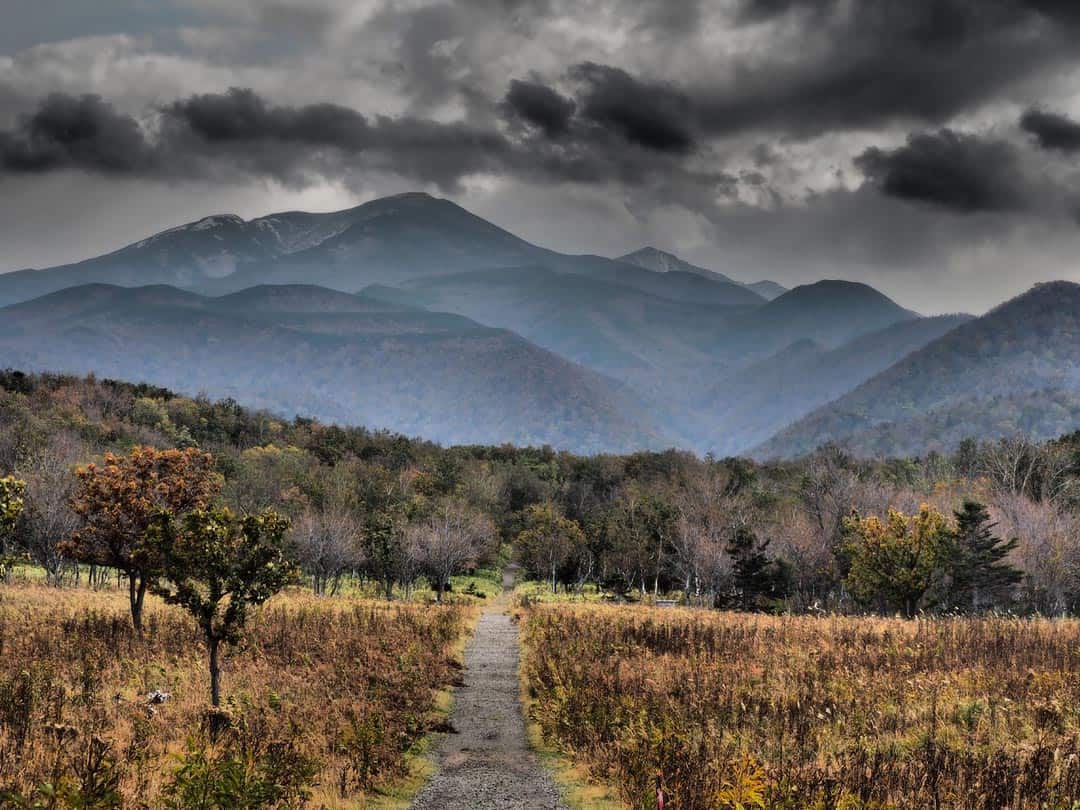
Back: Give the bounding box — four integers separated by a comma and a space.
412, 566, 567, 810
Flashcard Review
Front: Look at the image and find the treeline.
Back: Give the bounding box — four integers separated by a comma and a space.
3, 369, 1080, 616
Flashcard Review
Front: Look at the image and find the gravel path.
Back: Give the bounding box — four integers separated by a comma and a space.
412, 565, 567, 810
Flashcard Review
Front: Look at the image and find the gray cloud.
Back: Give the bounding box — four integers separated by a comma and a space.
682, 0, 1080, 137
163, 87, 370, 149
4, 0, 1080, 315
0, 88, 515, 191
855, 130, 1025, 214
0, 87, 715, 197
1021, 108, 1080, 153
569, 62, 695, 153
502, 79, 574, 138
0, 93, 154, 173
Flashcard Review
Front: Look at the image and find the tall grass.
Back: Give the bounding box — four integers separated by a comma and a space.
520, 604, 1080, 809
0, 584, 470, 807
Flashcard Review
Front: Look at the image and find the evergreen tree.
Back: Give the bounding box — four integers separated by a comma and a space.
948, 500, 1021, 611
725, 527, 789, 611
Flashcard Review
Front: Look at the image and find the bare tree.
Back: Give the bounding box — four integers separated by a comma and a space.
795, 445, 861, 549
673, 513, 732, 606
16, 433, 85, 586
978, 436, 1077, 505
406, 501, 495, 602
673, 464, 756, 605
991, 491, 1080, 614
292, 506, 363, 595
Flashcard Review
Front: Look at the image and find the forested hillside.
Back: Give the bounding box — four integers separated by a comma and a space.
760, 282, 1080, 458
0, 285, 666, 452
6, 369, 1080, 616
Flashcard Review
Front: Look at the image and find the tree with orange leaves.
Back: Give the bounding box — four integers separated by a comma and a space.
66, 446, 221, 632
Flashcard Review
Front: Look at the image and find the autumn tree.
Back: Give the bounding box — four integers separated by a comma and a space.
516, 502, 585, 593
148, 508, 297, 707
843, 505, 952, 618
406, 501, 495, 602
993, 492, 1080, 614
67, 447, 221, 632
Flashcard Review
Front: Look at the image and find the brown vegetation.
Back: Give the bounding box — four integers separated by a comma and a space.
521, 603, 1080, 809
0, 583, 469, 807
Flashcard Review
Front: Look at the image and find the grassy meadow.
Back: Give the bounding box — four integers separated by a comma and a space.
519, 602, 1080, 810
0, 576, 479, 808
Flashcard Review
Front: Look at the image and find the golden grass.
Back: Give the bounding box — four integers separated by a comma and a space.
520, 603, 1080, 810
0, 582, 475, 807
520, 665, 623, 810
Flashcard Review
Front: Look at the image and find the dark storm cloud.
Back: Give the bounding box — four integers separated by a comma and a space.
0, 93, 154, 173
163, 88, 371, 149
1020, 109, 1080, 153
569, 62, 695, 153
502, 79, 575, 138
0, 89, 512, 190
693, 0, 1080, 137
855, 130, 1024, 213
164, 89, 517, 189
0, 87, 711, 197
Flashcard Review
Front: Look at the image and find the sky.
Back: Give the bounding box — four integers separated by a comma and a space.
2, 0, 1080, 314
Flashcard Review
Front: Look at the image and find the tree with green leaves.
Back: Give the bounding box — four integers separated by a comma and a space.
148, 508, 297, 707
516, 502, 586, 593
0, 476, 26, 579
843, 505, 952, 618
617, 493, 678, 597
0, 476, 23, 536
362, 510, 405, 599
947, 500, 1022, 611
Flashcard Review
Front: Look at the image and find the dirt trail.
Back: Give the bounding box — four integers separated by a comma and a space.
412, 564, 567, 810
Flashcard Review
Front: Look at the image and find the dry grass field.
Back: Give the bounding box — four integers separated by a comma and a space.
0, 582, 472, 808
520, 603, 1080, 810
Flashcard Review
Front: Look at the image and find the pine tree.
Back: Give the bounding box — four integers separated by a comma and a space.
948, 500, 1021, 612
725, 527, 789, 611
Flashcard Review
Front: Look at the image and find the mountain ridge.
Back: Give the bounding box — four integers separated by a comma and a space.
0, 281, 671, 452
755, 282, 1080, 457
618, 246, 785, 300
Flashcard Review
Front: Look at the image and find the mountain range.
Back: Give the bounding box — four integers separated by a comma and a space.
0, 191, 1077, 458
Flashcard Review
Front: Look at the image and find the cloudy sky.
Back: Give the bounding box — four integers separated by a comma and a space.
3, 0, 1080, 313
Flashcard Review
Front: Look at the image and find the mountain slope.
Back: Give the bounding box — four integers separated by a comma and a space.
618, 246, 741, 284
714, 280, 919, 361
745, 280, 787, 301
700, 314, 972, 455
0, 193, 556, 306
756, 282, 1080, 458
0, 283, 670, 452
619, 246, 785, 301
359, 268, 925, 451
381, 266, 739, 382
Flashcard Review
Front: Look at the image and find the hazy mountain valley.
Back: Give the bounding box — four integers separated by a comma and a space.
5, 191, 1071, 458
